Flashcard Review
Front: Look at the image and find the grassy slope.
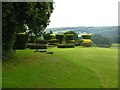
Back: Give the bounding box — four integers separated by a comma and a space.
2, 47, 118, 88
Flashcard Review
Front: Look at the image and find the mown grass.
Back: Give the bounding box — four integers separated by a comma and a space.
2, 47, 118, 88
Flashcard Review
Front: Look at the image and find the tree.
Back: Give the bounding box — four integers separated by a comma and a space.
2, 2, 54, 57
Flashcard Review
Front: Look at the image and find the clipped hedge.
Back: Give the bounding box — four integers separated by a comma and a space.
57, 44, 75, 48
43, 33, 51, 40
48, 39, 59, 45
30, 44, 47, 49
56, 34, 64, 44
75, 43, 80, 46
36, 39, 46, 44
82, 34, 91, 39
83, 42, 92, 47
15, 33, 28, 49
28, 36, 36, 43
66, 40, 75, 44
64, 34, 74, 42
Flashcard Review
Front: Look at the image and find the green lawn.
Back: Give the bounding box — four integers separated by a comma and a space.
2, 47, 118, 88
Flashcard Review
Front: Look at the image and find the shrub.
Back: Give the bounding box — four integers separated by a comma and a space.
57, 44, 75, 48
75, 43, 80, 46
56, 34, 64, 44
28, 36, 36, 43
82, 34, 91, 39
64, 34, 74, 42
48, 39, 59, 45
64, 31, 78, 40
30, 44, 47, 49
36, 37, 46, 44
66, 40, 75, 44
92, 34, 112, 48
83, 42, 92, 47
15, 33, 28, 49
43, 33, 51, 40
50, 34, 56, 39
80, 39, 93, 47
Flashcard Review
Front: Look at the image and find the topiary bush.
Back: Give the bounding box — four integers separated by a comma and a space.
66, 40, 75, 44
64, 34, 74, 42
15, 33, 28, 49
30, 44, 47, 49
35, 37, 46, 44
57, 44, 75, 48
83, 42, 92, 47
56, 34, 64, 44
80, 39, 93, 47
28, 36, 36, 43
75, 43, 80, 46
48, 39, 59, 45
43, 33, 51, 40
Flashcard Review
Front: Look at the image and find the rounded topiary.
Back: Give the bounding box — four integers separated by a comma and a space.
66, 40, 75, 44
64, 34, 74, 41
30, 44, 47, 49
35, 37, 46, 44
56, 34, 64, 44
80, 39, 93, 47
82, 34, 91, 39
43, 33, 51, 40
57, 44, 75, 48
28, 36, 36, 43
48, 39, 59, 45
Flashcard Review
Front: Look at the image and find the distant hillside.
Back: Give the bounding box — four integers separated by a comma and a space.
45, 26, 118, 37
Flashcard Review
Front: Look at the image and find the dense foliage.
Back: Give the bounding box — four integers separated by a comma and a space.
92, 34, 112, 48
64, 34, 74, 42
15, 33, 28, 49
57, 44, 75, 48
43, 33, 51, 40
64, 31, 78, 40
56, 34, 64, 44
2, 2, 54, 57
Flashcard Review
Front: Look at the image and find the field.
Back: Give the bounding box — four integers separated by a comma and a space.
2, 47, 118, 88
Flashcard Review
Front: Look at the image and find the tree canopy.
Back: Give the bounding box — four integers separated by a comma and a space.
2, 2, 54, 57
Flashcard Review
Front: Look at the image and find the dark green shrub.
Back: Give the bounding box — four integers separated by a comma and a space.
43, 33, 51, 40
64, 34, 74, 42
64, 31, 78, 40
57, 44, 75, 48
48, 39, 59, 45
28, 36, 36, 43
15, 33, 28, 49
75, 43, 80, 46
83, 42, 92, 47
56, 34, 64, 44
30, 44, 47, 49
82, 34, 91, 39
92, 34, 112, 48
66, 40, 75, 44
50, 34, 56, 39
36, 37, 46, 44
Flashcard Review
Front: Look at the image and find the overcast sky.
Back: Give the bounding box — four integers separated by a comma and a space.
47, 0, 119, 28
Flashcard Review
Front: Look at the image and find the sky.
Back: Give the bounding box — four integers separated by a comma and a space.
47, 0, 119, 28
